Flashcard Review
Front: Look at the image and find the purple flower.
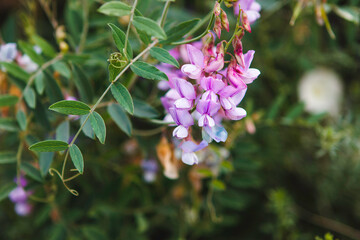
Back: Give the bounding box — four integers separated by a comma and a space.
204, 42, 225, 73
9, 187, 28, 203
227, 50, 260, 87
9, 175, 32, 216
141, 159, 158, 183
181, 45, 205, 79
171, 78, 196, 109
234, 0, 261, 24
218, 85, 247, 121
15, 202, 32, 216
169, 107, 194, 139
180, 140, 208, 165
203, 125, 228, 143
0, 43, 17, 62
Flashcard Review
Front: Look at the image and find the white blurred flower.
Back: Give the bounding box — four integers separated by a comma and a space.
17, 55, 38, 73
298, 68, 343, 117
0, 43, 17, 62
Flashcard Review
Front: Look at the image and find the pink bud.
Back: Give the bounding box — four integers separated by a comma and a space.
214, 17, 222, 38
232, 33, 245, 68
202, 33, 215, 56
221, 9, 229, 32
214, 2, 221, 16
242, 11, 251, 33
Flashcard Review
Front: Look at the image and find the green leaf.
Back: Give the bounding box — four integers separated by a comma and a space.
0, 62, 30, 82
29, 140, 69, 152
130, 61, 168, 81
267, 94, 286, 121
108, 64, 121, 82
35, 71, 45, 94
49, 100, 90, 115
21, 162, 43, 182
32, 35, 57, 58
52, 61, 71, 79
211, 179, 226, 191
16, 110, 27, 131
98, 1, 132, 17
110, 82, 134, 114
282, 102, 305, 124
90, 112, 106, 144
44, 71, 64, 103
162, 19, 200, 44
307, 112, 327, 124
150, 47, 179, 68
18, 40, 44, 65
73, 65, 94, 103
24, 88, 36, 109
0, 182, 17, 202
133, 16, 167, 40
56, 120, 70, 143
63, 53, 90, 63
69, 144, 84, 174
0, 94, 18, 107
0, 118, 19, 132
80, 114, 95, 139
0, 152, 17, 164
39, 152, 54, 177
107, 23, 133, 58
133, 99, 159, 118
107, 103, 132, 136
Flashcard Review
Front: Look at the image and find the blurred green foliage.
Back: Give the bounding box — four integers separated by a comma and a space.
0, 0, 360, 239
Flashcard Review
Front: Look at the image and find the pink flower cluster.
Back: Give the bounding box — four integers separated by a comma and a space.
158, 1, 261, 165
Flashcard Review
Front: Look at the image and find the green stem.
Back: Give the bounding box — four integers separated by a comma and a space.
124, 0, 138, 54
77, 0, 89, 53
159, 1, 171, 28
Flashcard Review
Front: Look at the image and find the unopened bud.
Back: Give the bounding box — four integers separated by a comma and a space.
59, 41, 69, 53
214, 2, 221, 16
224, 0, 238, 8
221, 9, 229, 32
213, 17, 222, 38
202, 33, 215, 56
55, 25, 66, 41
242, 11, 251, 33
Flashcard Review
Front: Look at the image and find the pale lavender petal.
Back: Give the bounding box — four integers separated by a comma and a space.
15, 202, 32, 216
218, 85, 238, 98
173, 125, 189, 139
181, 64, 202, 79
182, 152, 198, 165
246, 10, 261, 23
0, 43, 17, 62
220, 97, 235, 110
174, 98, 192, 109
231, 87, 247, 105
241, 68, 261, 84
204, 125, 228, 143
158, 80, 170, 90
181, 140, 208, 153
174, 78, 196, 99
186, 44, 204, 68
243, 50, 255, 70
226, 107, 247, 120
9, 187, 28, 203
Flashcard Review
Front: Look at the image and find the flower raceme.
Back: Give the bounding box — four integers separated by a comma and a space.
160, 45, 260, 164
158, 2, 261, 166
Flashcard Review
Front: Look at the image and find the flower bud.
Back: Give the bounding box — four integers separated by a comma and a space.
202, 33, 215, 56
221, 9, 229, 32
224, 0, 238, 8
242, 11, 251, 33
232, 32, 245, 68
213, 17, 222, 38
55, 25, 66, 41
214, 2, 221, 16
59, 41, 69, 53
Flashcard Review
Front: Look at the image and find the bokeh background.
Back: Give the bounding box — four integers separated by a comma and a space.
0, 0, 360, 239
